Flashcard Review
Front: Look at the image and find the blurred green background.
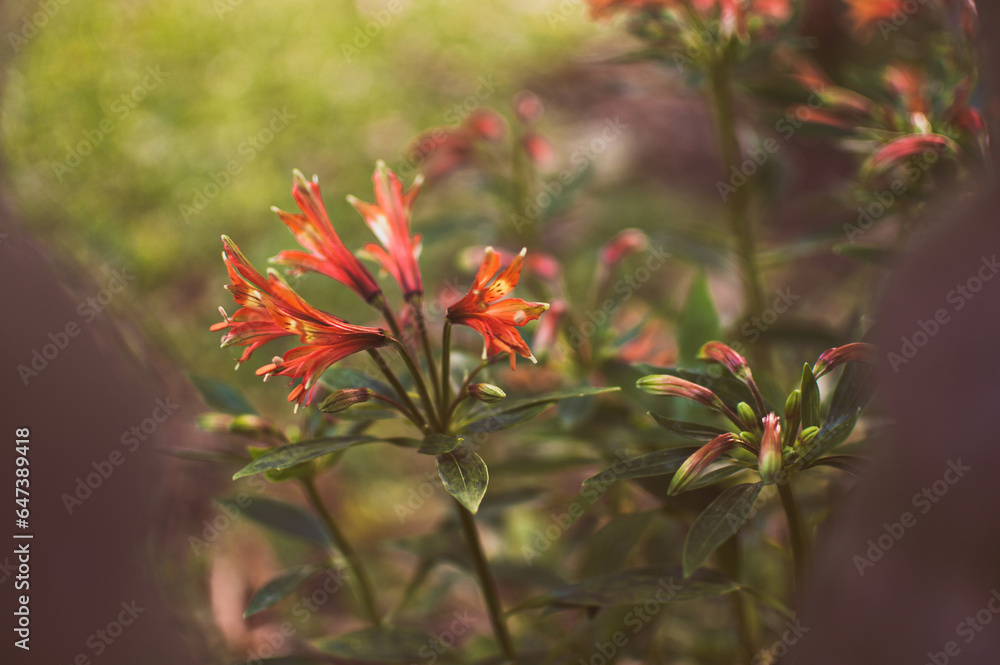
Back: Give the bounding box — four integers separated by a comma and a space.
0, 0, 607, 395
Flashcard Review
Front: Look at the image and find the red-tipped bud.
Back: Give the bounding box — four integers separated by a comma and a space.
599, 229, 649, 267
319, 388, 372, 414
864, 134, 958, 178
637, 374, 721, 410
699, 342, 751, 380
668, 433, 737, 495
758, 413, 783, 485
812, 342, 877, 379
513, 90, 544, 124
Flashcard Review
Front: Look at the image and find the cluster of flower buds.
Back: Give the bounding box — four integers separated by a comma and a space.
638, 341, 876, 493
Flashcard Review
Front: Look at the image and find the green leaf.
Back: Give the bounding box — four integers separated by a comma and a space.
683, 482, 763, 577
648, 412, 729, 441
190, 374, 257, 415
800, 363, 822, 429
684, 462, 747, 491
806, 454, 867, 476
312, 626, 439, 661
244, 565, 324, 617
456, 387, 619, 434
216, 497, 330, 546
510, 564, 739, 612
233, 436, 377, 480
437, 446, 489, 513
678, 272, 720, 367
320, 366, 394, 396
159, 447, 248, 465
826, 357, 877, 424
582, 447, 700, 486
419, 433, 462, 455
798, 409, 861, 467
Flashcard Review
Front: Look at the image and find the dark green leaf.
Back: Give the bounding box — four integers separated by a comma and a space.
582, 447, 700, 486
826, 357, 877, 424
233, 437, 377, 479
312, 626, 439, 661
648, 412, 729, 441
684, 462, 747, 491
244, 565, 324, 617
807, 454, 868, 476
683, 483, 763, 576
798, 409, 861, 467
190, 374, 257, 415
437, 446, 489, 513
800, 363, 821, 428
419, 434, 462, 455
455, 386, 620, 434
678, 272, 720, 367
510, 564, 739, 612
216, 497, 330, 546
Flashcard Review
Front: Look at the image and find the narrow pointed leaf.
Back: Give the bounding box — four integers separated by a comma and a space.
437, 446, 489, 513
244, 565, 325, 617
648, 412, 729, 441
582, 447, 700, 486
806, 454, 867, 476
826, 357, 877, 423
683, 482, 763, 577
455, 387, 619, 434
510, 564, 739, 612
320, 366, 394, 397
216, 497, 330, 546
678, 272, 721, 366
312, 626, 441, 661
233, 436, 377, 479
798, 409, 861, 467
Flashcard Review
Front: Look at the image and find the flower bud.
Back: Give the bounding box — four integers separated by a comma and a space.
320, 387, 372, 414
468, 383, 506, 403
668, 433, 737, 495
783, 390, 801, 448
758, 413, 783, 485
798, 425, 820, 448
813, 342, 877, 378
699, 342, 751, 380
736, 402, 758, 430
196, 412, 234, 433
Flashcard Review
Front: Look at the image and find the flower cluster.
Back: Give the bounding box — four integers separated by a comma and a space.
638, 341, 876, 493
213, 162, 548, 410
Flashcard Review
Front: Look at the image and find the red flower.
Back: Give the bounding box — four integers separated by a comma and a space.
270, 171, 383, 303
213, 237, 389, 407
446, 247, 549, 368
348, 162, 424, 299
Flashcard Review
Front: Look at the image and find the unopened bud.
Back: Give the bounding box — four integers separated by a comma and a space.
668, 433, 736, 495
736, 402, 758, 430
468, 383, 506, 403
320, 388, 372, 414
783, 390, 801, 448
758, 413, 783, 485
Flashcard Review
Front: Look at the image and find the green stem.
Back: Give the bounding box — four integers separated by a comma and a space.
413, 299, 443, 410
707, 54, 766, 329
301, 478, 382, 627
441, 321, 453, 429
390, 339, 441, 431
777, 477, 808, 598
719, 536, 757, 662
367, 349, 428, 433
454, 499, 517, 663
